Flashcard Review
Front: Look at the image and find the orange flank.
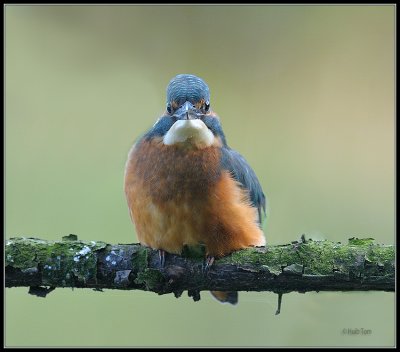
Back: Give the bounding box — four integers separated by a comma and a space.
204, 172, 265, 257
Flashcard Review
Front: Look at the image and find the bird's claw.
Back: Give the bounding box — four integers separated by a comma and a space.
158, 249, 166, 268
203, 255, 215, 274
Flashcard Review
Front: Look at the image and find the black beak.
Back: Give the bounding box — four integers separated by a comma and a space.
173, 101, 199, 120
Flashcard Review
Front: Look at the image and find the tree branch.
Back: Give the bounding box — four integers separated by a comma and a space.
5, 236, 394, 299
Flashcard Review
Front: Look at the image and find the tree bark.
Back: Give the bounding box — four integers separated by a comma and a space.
5, 236, 394, 299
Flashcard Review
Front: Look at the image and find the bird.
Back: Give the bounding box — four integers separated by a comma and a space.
124, 74, 266, 304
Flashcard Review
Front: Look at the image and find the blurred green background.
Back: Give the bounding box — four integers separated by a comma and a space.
5, 5, 394, 347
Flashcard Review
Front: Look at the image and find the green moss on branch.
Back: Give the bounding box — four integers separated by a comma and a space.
5, 236, 394, 296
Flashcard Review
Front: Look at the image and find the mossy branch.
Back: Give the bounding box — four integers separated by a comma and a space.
5, 236, 394, 299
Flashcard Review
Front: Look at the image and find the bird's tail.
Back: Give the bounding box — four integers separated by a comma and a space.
210, 291, 238, 305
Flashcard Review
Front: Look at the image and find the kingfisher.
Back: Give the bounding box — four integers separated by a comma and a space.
124, 74, 266, 304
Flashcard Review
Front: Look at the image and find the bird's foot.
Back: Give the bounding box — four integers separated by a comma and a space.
202, 255, 215, 274
158, 249, 166, 268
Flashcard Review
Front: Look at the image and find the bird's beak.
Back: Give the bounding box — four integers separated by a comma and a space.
173, 101, 199, 120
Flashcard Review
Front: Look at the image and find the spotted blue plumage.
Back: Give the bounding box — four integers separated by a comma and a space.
167, 74, 210, 106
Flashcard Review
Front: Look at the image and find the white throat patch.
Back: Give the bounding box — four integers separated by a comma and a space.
163, 119, 214, 148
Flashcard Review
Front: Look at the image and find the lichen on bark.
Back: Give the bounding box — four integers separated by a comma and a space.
6, 237, 107, 287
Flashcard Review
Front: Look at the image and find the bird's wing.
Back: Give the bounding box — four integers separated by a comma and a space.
220, 147, 266, 225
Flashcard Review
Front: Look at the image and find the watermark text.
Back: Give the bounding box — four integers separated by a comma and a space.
342, 328, 372, 336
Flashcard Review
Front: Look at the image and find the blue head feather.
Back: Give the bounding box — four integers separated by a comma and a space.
166, 74, 210, 105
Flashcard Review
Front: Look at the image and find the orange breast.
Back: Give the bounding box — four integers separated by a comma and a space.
124, 137, 264, 257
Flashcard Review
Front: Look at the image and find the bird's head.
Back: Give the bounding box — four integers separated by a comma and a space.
145, 74, 227, 148
166, 74, 210, 118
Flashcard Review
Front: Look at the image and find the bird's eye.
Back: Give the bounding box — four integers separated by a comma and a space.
166, 104, 172, 114
204, 101, 210, 112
